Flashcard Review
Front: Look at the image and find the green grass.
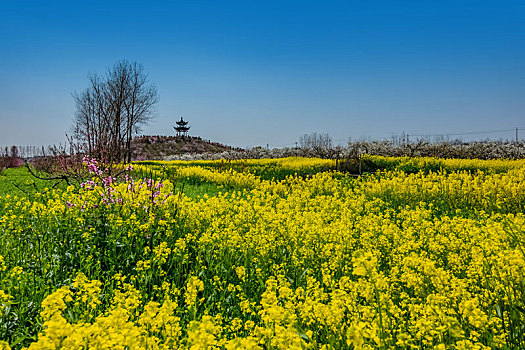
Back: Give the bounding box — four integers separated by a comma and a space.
0, 167, 61, 197
173, 179, 224, 198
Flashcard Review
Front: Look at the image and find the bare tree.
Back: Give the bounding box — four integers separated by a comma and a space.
10, 145, 19, 158
299, 132, 333, 157
121, 62, 159, 162
72, 60, 158, 163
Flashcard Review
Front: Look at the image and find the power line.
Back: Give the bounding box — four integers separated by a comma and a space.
269, 142, 296, 147
411, 127, 525, 138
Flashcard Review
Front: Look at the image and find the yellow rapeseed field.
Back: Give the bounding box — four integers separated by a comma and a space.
0, 157, 524, 349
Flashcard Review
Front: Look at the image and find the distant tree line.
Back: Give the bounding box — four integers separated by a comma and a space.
1, 145, 41, 159
72, 60, 158, 163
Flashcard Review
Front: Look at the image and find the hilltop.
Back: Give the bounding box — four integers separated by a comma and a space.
130, 135, 243, 160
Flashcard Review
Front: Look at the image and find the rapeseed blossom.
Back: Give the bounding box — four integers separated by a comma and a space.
0, 157, 524, 348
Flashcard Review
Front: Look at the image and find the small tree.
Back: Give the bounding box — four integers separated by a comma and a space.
10, 145, 19, 158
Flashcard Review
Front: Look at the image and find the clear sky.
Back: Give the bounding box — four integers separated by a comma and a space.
1, 0, 524, 148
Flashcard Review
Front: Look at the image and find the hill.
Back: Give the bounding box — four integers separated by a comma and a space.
130, 135, 242, 160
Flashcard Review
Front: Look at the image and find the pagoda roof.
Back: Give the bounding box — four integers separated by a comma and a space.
176, 117, 188, 126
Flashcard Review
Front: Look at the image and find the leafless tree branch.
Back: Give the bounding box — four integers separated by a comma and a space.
72, 60, 158, 163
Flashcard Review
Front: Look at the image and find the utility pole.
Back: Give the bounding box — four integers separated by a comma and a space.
516, 128, 519, 142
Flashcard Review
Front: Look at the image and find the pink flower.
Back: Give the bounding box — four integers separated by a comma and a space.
103, 176, 113, 187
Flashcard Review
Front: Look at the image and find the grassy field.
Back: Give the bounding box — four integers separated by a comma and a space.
0, 157, 524, 349
0, 167, 60, 197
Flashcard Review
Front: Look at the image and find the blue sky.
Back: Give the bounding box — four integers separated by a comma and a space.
1, 0, 524, 148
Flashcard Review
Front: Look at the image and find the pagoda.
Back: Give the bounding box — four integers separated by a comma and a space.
174, 116, 190, 137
